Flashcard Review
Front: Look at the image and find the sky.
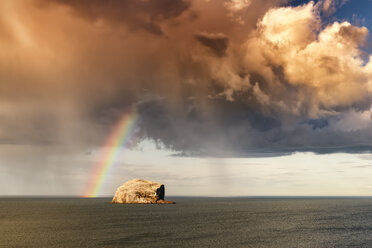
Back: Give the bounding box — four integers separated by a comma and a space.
1, 0, 372, 196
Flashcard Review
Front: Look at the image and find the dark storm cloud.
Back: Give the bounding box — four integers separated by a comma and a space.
195, 32, 229, 57
2, 0, 372, 157
45, 0, 190, 35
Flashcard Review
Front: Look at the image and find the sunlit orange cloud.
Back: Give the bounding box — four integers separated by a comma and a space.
245, 2, 372, 117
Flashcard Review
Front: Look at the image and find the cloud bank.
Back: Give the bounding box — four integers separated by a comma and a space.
1, 0, 372, 156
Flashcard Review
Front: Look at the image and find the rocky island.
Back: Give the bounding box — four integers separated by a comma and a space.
112, 178, 175, 204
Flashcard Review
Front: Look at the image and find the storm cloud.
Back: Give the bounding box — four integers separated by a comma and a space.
195, 32, 229, 57
1, 0, 372, 156
44, 0, 190, 35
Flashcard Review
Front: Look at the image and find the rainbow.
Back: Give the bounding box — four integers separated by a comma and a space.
83, 109, 138, 197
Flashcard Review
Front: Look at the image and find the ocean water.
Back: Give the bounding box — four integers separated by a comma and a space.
1, 197, 372, 247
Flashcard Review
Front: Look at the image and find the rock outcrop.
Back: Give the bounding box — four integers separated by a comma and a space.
112, 178, 175, 204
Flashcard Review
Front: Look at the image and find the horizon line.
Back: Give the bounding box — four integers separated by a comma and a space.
2, 195, 372, 198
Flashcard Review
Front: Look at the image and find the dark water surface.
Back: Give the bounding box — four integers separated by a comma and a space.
1, 197, 372, 247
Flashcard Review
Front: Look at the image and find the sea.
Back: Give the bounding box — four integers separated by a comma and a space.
1, 197, 372, 247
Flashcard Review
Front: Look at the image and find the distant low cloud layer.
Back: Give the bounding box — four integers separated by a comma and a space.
1, 0, 372, 156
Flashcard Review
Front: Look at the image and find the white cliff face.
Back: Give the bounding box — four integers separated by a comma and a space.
112, 178, 173, 204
